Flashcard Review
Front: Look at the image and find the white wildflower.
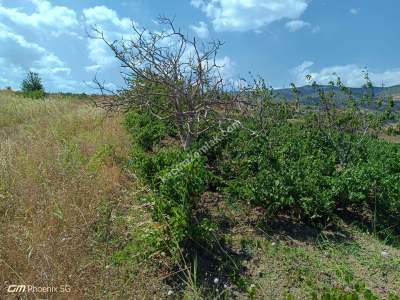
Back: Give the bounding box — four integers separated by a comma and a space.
381, 250, 389, 258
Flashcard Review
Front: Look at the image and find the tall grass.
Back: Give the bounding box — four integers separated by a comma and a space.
0, 92, 130, 298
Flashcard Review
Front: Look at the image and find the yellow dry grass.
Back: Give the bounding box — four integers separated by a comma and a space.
0, 92, 132, 298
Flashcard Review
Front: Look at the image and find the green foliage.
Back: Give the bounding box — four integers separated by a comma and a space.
333, 139, 400, 234
128, 146, 185, 186
21, 71, 45, 98
311, 279, 393, 300
155, 154, 211, 251
215, 120, 400, 231
124, 111, 173, 151
219, 126, 335, 222
125, 111, 214, 256
301, 75, 394, 166
124, 74, 400, 292
22, 89, 45, 99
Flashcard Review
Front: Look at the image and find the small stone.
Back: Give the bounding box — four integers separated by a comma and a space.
271, 242, 276, 246
167, 290, 174, 296
381, 250, 389, 258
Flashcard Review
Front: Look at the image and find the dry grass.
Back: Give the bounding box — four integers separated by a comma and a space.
0, 92, 135, 298
250, 228, 400, 299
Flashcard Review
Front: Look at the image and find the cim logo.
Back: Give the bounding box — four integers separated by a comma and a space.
7, 285, 26, 293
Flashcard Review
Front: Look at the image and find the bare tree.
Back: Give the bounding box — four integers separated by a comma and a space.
89, 17, 234, 150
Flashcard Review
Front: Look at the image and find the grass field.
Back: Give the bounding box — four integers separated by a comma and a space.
0, 91, 143, 298
0, 91, 399, 299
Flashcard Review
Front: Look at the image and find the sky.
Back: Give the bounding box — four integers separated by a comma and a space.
1, 0, 400, 93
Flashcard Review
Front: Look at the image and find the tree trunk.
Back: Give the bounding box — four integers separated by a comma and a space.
183, 133, 192, 151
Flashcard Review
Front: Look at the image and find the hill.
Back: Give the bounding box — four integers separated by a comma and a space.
274, 84, 400, 110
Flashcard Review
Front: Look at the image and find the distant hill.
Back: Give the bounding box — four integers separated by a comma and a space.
274, 84, 400, 111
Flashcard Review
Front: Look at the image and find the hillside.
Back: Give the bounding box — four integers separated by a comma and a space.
1, 91, 399, 299
275, 85, 400, 110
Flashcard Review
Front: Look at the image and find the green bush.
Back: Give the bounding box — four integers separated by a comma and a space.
128, 146, 185, 186
124, 75, 400, 261
219, 125, 337, 222
22, 89, 45, 99
125, 111, 214, 255
333, 139, 400, 233
124, 111, 173, 151
153, 152, 212, 252
21, 71, 45, 98
215, 121, 400, 232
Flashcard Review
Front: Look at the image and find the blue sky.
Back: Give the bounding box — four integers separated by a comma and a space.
1, 0, 400, 92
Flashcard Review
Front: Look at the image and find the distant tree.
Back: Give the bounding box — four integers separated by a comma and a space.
21, 71, 45, 99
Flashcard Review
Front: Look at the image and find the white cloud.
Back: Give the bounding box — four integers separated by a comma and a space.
216, 56, 236, 81
285, 20, 310, 32
292, 60, 314, 75
0, 21, 76, 91
191, 0, 310, 32
0, 0, 78, 32
83, 5, 132, 31
85, 65, 102, 73
191, 0, 204, 8
190, 21, 209, 38
291, 61, 400, 87
0, 22, 46, 54
0, 58, 25, 89
83, 6, 136, 70
86, 38, 116, 68
350, 8, 360, 15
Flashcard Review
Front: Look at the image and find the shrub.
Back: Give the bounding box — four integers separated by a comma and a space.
209, 114, 400, 231
22, 89, 45, 99
124, 74, 400, 266
124, 111, 172, 151
155, 155, 212, 255
334, 138, 400, 234
299, 75, 394, 166
125, 111, 214, 256
21, 71, 45, 98
219, 125, 338, 222
132, 149, 212, 255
